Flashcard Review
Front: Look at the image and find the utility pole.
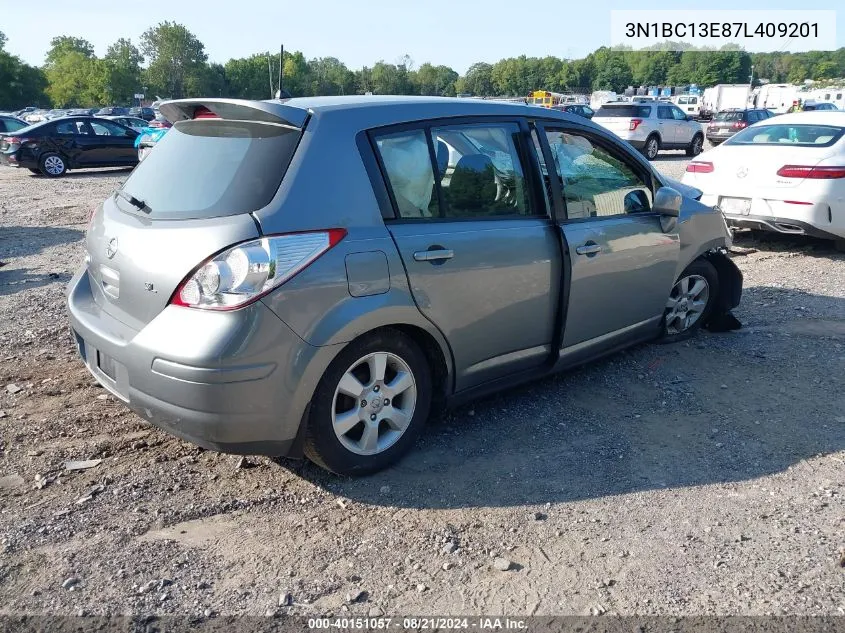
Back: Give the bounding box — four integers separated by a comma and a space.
749, 64, 755, 88
268, 53, 274, 99
279, 45, 284, 96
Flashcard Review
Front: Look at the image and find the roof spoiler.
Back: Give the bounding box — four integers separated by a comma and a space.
159, 98, 308, 128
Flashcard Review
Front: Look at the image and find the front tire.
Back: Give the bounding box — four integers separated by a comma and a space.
39, 153, 67, 177
642, 135, 660, 160
304, 329, 432, 476
686, 134, 704, 157
660, 259, 720, 342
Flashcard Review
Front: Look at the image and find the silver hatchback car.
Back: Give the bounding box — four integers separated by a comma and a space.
67, 96, 742, 475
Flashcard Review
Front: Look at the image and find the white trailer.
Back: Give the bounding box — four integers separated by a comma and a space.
701, 84, 752, 118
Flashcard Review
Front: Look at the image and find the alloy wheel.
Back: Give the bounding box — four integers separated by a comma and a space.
332, 351, 417, 456
44, 156, 65, 175
646, 138, 659, 159
665, 274, 709, 335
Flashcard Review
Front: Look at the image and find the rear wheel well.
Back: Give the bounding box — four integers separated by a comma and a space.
390, 324, 450, 414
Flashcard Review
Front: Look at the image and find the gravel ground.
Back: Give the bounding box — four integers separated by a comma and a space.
1, 161, 844, 618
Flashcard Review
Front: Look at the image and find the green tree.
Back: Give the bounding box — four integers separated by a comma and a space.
308, 57, 355, 96
104, 38, 143, 103
814, 60, 839, 80
460, 62, 494, 95
0, 47, 48, 109
224, 53, 274, 99
787, 60, 809, 85
0, 31, 6, 51
279, 50, 310, 96
368, 60, 411, 94
413, 63, 458, 96
589, 48, 632, 91
140, 22, 208, 99
43, 36, 104, 106
45, 36, 95, 65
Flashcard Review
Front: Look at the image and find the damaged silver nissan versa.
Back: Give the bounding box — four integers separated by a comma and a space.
67, 96, 742, 475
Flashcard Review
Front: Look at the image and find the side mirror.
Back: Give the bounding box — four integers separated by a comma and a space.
653, 186, 682, 217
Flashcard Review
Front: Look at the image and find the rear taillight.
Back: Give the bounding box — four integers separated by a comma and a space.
3, 136, 23, 148
170, 230, 347, 310
686, 161, 714, 174
777, 165, 845, 179
731, 121, 747, 130
629, 119, 642, 131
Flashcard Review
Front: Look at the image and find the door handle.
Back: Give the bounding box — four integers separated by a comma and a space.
575, 243, 602, 256
413, 248, 454, 262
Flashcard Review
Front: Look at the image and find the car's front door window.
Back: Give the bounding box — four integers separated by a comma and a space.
543, 130, 652, 219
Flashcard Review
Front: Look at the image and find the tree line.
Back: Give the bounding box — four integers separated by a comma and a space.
1, 23, 845, 110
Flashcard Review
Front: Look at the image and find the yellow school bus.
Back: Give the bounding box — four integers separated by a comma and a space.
527, 90, 563, 107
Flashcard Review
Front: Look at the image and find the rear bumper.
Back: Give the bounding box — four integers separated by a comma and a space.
698, 193, 844, 240
66, 267, 337, 456
722, 214, 843, 241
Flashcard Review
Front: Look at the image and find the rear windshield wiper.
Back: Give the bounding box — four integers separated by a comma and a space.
115, 189, 149, 213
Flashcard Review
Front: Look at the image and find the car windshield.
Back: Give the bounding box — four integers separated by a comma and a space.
119, 119, 302, 219
595, 105, 651, 117
726, 124, 845, 147
714, 112, 745, 121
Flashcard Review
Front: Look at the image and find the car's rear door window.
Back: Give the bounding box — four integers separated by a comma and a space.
54, 120, 88, 136
118, 120, 302, 219
374, 122, 534, 220
431, 123, 531, 218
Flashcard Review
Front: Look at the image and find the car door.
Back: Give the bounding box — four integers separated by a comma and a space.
534, 123, 680, 353
656, 106, 676, 144
671, 105, 694, 144
51, 119, 96, 166
88, 120, 138, 165
372, 121, 560, 391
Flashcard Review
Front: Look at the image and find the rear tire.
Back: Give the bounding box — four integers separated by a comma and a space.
686, 134, 704, 157
304, 329, 432, 476
39, 153, 67, 177
642, 135, 660, 160
659, 259, 720, 343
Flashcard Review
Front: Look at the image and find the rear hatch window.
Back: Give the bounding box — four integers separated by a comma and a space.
595, 105, 651, 118
726, 124, 844, 147
118, 119, 301, 220
714, 111, 745, 122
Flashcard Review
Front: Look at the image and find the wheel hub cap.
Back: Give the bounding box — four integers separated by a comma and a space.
332, 351, 417, 456
369, 395, 384, 414
665, 274, 709, 335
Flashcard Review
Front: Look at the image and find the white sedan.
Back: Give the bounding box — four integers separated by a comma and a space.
682, 112, 845, 248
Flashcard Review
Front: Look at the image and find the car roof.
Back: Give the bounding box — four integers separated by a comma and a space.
167, 95, 592, 131
762, 111, 845, 125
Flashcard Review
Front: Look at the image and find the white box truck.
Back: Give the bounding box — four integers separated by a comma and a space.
701, 84, 752, 119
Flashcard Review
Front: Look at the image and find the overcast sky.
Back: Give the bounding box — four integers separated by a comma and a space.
4, 0, 843, 73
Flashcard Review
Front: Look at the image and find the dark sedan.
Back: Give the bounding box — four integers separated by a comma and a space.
0, 117, 139, 176
128, 106, 156, 121
558, 104, 594, 119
